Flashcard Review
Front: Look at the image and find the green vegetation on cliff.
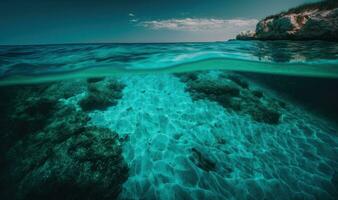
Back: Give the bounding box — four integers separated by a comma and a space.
266, 0, 338, 20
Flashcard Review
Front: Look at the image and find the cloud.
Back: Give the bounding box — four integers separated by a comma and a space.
130, 19, 139, 23
138, 18, 258, 32
129, 13, 135, 17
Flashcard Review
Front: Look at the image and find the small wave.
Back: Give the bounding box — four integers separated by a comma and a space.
0, 40, 338, 85
0, 57, 337, 86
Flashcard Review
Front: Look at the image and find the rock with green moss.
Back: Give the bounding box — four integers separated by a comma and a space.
249, 105, 281, 124
252, 90, 264, 98
180, 72, 283, 125
0, 80, 128, 200
43, 80, 87, 99
0, 80, 87, 145
87, 77, 105, 83
80, 79, 125, 111
11, 97, 57, 136
227, 74, 249, 89
4, 105, 128, 200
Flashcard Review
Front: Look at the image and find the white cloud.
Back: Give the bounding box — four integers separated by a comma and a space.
130, 19, 139, 23
138, 18, 258, 32
129, 13, 135, 17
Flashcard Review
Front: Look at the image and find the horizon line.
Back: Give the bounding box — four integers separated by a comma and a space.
0, 40, 234, 47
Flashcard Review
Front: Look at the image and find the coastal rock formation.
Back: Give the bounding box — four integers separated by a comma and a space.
236, 30, 256, 40
236, 1, 338, 41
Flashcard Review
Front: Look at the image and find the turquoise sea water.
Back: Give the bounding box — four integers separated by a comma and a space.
0, 41, 337, 200
1, 40, 338, 84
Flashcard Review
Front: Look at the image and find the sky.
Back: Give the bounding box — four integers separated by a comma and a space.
0, 0, 319, 45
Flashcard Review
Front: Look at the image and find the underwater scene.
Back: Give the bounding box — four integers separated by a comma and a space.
0, 40, 337, 200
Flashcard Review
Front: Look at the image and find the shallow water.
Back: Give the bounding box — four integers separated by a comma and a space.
0, 41, 337, 200
1, 40, 338, 85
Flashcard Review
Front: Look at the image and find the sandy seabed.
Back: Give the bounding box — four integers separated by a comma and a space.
82, 72, 338, 200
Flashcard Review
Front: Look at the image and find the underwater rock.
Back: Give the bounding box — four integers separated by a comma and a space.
0, 79, 106, 152
174, 72, 199, 83
227, 74, 249, 89
187, 80, 240, 104
87, 77, 105, 83
80, 79, 125, 111
180, 72, 282, 124
278, 100, 287, 108
0, 80, 129, 200
3, 105, 128, 200
235, 92, 281, 125
43, 80, 87, 99
190, 148, 216, 172
11, 97, 57, 136
0, 80, 87, 143
249, 106, 281, 124
252, 90, 264, 98
0, 85, 58, 146
332, 172, 338, 192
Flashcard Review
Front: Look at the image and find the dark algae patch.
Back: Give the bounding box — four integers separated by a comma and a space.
240, 72, 338, 124
0, 79, 128, 200
178, 72, 283, 125
80, 79, 125, 111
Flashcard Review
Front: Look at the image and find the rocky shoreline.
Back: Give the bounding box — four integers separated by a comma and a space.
236, 0, 338, 41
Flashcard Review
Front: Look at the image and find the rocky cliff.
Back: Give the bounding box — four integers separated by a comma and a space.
236, 0, 338, 41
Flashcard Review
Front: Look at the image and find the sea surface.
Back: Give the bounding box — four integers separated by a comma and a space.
0, 40, 337, 200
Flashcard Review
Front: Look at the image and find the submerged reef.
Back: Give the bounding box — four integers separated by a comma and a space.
178, 72, 283, 124
0, 80, 87, 148
80, 78, 125, 111
0, 79, 128, 200
1, 72, 337, 199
